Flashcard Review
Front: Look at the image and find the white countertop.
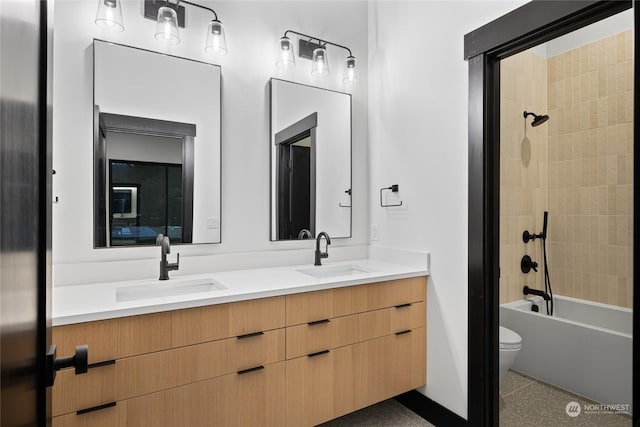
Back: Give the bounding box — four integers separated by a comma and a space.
52, 259, 428, 326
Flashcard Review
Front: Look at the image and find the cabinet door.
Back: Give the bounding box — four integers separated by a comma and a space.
125, 361, 285, 427
285, 346, 353, 427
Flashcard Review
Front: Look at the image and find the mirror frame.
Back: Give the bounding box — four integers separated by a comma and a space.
268, 78, 353, 242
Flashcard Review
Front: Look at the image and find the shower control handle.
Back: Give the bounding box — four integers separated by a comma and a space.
521, 255, 538, 273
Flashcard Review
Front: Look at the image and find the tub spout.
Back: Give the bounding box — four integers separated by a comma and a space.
523, 285, 550, 301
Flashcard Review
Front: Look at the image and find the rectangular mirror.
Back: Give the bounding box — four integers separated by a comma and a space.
93, 40, 221, 247
270, 79, 351, 241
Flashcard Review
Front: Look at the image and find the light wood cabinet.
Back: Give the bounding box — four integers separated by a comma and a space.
52, 296, 286, 422
53, 276, 426, 427
285, 277, 427, 427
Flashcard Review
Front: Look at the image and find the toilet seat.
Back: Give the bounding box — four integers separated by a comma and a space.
499, 326, 522, 350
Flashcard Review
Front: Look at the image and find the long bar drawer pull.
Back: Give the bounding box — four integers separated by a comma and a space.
237, 331, 264, 340
394, 303, 413, 308
307, 350, 330, 358
395, 329, 412, 336
237, 365, 265, 375
77, 402, 116, 415
308, 319, 330, 326
88, 360, 116, 369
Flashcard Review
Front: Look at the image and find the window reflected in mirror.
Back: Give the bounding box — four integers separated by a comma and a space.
109, 160, 183, 246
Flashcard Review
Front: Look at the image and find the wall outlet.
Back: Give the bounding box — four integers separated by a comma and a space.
207, 217, 220, 229
370, 224, 379, 241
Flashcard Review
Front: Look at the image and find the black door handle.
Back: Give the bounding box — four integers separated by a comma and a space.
45, 344, 89, 387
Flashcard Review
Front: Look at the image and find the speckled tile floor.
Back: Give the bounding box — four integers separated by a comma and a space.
318, 399, 434, 427
500, 370, 632, 427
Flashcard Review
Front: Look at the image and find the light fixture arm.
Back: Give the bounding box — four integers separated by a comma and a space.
175, 0, 218, 21
283, 30, 353, 57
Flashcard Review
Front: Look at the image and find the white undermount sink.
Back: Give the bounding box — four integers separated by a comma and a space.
116, 277, 227, 302
297, 265, 373, 279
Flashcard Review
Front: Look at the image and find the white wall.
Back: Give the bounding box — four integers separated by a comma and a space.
367, 0, 527, 418
53, 0, 368, 284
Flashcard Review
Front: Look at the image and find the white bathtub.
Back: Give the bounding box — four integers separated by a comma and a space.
500, 295, 632, 414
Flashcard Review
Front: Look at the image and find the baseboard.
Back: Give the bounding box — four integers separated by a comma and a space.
395, 390, 467, 427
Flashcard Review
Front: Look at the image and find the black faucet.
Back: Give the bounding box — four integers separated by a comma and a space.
298, 229, 313, 239
523, 285, 550, 301
156, 234, 179, 280
314, 232, 331, 266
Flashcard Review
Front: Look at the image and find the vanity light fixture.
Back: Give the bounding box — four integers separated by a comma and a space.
95, 0, 228, 53
278, 30, 358, 84
147, 0, 227, 53
95, 0, 124, 32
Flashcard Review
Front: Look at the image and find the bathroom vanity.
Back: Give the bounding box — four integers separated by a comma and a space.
51, 269, 426, 427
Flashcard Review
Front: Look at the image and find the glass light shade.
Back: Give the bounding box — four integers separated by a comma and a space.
155, 6, 180, 45
343, 56, 359, 84
205, 20, 227, 55
276, 36, 295, 69
311, 46, 329, 77
95, 0, 124, 32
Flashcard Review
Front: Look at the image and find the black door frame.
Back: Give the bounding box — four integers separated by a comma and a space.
274, 112, 318, 240
464, 1, 637, 426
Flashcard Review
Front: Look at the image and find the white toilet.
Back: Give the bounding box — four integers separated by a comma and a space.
499, 326, 522, 385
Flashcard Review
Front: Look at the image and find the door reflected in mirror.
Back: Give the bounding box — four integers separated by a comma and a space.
270, 79, 352, 241
93, 40, 221, 248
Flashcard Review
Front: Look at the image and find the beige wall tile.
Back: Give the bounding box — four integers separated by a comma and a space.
500, 31, 632, 308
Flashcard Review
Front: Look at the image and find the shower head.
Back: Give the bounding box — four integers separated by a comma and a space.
523, 111, 550, 127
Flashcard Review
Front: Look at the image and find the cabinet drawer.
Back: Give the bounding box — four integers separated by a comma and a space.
53, 321, 117, 364
117, 328, 285, 400
285, 277, 426, 326
286, 346, 354, 427
286, 301, 425, 359
333, 276, 426, 317
286, 289, 334, 326
354, 326, 426, 409
359, 301, 425, 342
286, 316, 358, 359
125, 361, 285, 427
53, 311, 172, 362
385, 326, 426, 396
52, 401, 125, 427
171, 296, 285, 347
52, 362, 116, 417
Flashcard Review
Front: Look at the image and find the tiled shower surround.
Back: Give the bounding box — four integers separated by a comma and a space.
500, 30, 634, 308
